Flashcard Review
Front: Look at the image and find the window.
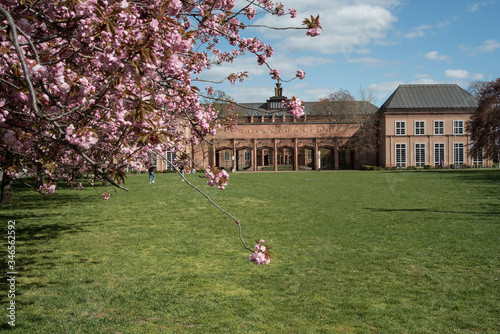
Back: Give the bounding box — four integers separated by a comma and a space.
453, 143, 464, 165
395, 143, 406, 167
415, 121, 425, 135
306, 149, 312, 160
415, 143, 426, 167
472, 148, 483, 167
224, 151, 230, 161
434, 143, 445, 166
434, 121, 444, 135
165, 150, 176, 170
269, 101, 284, 109
453, 120, 464, 135
395, 121, 406, 135
244, 151, 250, 161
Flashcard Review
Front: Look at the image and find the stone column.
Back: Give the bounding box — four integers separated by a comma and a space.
335, 145, 339, 170
314, 139, 319, 170
274, 139, 278, 171
191, 144, 195, 169
294, 138, 299, 171
253, 139, 258, 171
211, 143, 216, 168
232, 139, 237, 172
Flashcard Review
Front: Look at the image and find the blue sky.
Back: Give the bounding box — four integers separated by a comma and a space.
197, 0, 500, 107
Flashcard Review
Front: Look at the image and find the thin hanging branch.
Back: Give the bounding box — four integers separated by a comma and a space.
153, 149, 253, 253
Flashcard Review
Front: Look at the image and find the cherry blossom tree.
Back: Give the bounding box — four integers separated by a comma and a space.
0, 0, 321, 204
0, 0, 321, 262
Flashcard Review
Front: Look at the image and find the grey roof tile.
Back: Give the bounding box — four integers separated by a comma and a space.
381, 84, 478, 110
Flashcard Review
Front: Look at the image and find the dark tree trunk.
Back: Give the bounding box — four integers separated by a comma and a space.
1, 172, 13, 205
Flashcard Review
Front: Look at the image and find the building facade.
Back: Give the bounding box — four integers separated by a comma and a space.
150, 84, 491, 172
377, 84, 490, 168
191, 84, 378, 171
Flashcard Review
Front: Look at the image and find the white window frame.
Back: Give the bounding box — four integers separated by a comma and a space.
415, 143, 426, 167
414, 121, 425, 135
244, 151, 250, 161
306, 149, 312, 160
434, 121, 444, 135
395, 121, 406, 136
224, 151, 230, 161
395, 143, 406, 167
165, 150, 177, 170
434, 143, 445, 166
453, 143, 464, 165
472, 148, 483, 167
453, 120, 464, 135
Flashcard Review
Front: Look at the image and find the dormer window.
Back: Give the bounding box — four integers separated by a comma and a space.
269, 100, 284, 109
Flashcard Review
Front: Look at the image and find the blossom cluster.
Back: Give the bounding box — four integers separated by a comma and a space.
249, 239, 272, 265
39, 183, 56, 197
270, 69, 280, 80
283, 96, 305, 118
205, 166, 229, 189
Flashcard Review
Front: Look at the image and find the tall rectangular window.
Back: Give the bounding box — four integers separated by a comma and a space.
244, 151, 250, 161
415, 143, 426, 167
453, 143, 464, 165
395, 121, 406, 135
415, 121, 425, 135
224, 151, 230, 161
165, 150, 176, 170
395, 143, 406, 167
453, 120, 464, 135
434, 121, 444, 135
472, 148, 483, 167
306, 149, 312, 160
434, 143, 445, 166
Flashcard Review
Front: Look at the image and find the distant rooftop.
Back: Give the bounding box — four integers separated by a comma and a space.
235, 83, 377, 116
380, 84, 478, 110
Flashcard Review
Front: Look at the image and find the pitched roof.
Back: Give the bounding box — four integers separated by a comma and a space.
238, 101, 377, 116
380, 84, 478, 110
237, 101, 316, 116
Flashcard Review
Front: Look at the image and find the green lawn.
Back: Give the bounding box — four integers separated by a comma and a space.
1, 170, 499, 333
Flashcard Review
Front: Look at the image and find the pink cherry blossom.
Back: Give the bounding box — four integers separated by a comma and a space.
270, 69, 280, 80
249, 239, 272, 265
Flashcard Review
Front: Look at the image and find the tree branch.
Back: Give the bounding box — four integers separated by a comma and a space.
153, 148, 253, 253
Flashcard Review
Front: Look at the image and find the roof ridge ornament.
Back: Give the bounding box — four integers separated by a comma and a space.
274, 79, 283, 97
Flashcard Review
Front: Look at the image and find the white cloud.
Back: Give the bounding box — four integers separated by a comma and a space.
467, 2, 488, 12
460, 39, 500, 55
356, 48, 372, 55
369, 78, 442, 104
251, 2, 398, 56
385, 72, 401, 78
425, 51, 451, 62
403, 24, 432, 39
347, 57, 397, 67
445, 69, 484, 80
476, 39, 500, 53
414, 74, 430, 79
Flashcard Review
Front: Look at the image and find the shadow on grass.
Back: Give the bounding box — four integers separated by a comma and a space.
0, 182, 101, 306
367, 207, 500, 220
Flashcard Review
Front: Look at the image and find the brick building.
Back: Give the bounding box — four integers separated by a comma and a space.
377, 84, 491, 168
152, 83, 492, 171
191, 83, 378, 171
